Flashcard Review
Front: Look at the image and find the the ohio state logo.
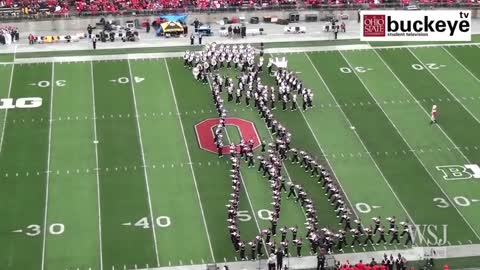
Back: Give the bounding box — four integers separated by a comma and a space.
363, 14, 386, 37
194, 117, 261, 154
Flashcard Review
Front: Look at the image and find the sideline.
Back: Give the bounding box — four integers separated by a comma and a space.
135, 244, 480, 270
2, 42, 480, 65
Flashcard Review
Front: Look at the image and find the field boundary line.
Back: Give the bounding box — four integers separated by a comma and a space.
163, 58, 216, 263
90, 61, 104, 270
305, 52, 416, 225
441, 46, 480, 84
0, 63, 14, 153
41, 62, 55, 270
135, 244, 480, 270
127, 59, 160, 267
5, 43, 480, 65
407, 48, 480, 125
340, 51, 480, 241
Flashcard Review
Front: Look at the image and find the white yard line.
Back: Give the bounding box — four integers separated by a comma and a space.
407, 48, 480, 125
127, 59, 160, 267
263, 122, 306, 219
0, 63, 14, 153
268, 52, 361, 225
305, 52, 416, 225
296, 86, 360, 220
163, 58, 216, 262
370, 49, 480, 241
206, 77, 268, 255
441, 46, 480, 84
41, 62, 55, 270
371, 49, 473, 166
223, 126, 270, 256
90, 61, 104, 270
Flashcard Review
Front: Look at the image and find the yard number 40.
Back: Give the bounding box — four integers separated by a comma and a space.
133, 216, 171, 228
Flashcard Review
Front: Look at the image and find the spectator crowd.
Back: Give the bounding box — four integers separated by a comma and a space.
0, 25, 19, 45
1, 0, 479, 17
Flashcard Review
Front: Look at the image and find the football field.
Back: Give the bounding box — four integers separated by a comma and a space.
1, 43, 480, 270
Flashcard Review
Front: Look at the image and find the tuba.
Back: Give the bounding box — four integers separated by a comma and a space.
192, 67, 200, 78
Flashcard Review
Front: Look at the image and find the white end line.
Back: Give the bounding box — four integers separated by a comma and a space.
164, 58, 216, 262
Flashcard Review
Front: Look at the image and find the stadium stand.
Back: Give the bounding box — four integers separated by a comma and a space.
1, 0, 479, 18
0, 0, 69, 17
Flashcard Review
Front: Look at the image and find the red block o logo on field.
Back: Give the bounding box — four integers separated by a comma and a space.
194, 117, 261, 154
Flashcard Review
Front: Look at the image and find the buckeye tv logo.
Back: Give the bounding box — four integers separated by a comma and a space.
361, 10, 471, 41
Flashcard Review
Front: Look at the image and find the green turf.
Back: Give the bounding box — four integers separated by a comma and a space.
45, 62, 100, 270
93, 60, 158, 269
2, 44, 480, 270
0, 63, 52, 270
445, 45, 480, 80
282, 52, 410, 224
343, 49, 480, 242
129, 59, 213, 265
0, 54, 14, 62
369, 34, 480, 47
411, 47, 480, 121
307, 51, 478, 243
